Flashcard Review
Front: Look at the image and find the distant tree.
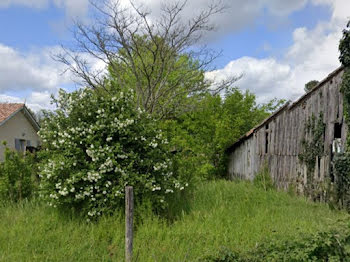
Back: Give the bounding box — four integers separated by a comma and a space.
304, 80, 319, 92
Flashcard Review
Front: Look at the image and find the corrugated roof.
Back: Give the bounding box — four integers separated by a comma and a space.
226, 66, 345, 153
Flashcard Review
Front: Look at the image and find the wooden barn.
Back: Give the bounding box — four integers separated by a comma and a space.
226, 66, 347, 192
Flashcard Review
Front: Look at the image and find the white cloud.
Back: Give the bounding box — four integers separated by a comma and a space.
0, 91, 54, 112
1, 0, 349, 110
207, 0, 350, 103
116, 0, 308, 39
52, 0, 89, 18
206, 57, 296, 102
0, 44, 73, 93
27, 91, 55, 111
0, 0, 89, 18
0, 43, 108, 111
0, 43, 90, 112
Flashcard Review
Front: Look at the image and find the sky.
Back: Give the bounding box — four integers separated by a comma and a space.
0, 0, 349, 111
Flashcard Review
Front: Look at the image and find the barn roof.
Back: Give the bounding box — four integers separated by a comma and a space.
226, 66, 344, 153
225, 102, 290, 153
0, 103, 40, 131
288, 66, 344, 110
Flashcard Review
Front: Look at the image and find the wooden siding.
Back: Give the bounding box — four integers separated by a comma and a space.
228, 67, 347, 190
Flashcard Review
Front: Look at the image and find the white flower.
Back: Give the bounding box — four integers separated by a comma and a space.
152, 186, 161, 191
58, 187, 69, 196
149, 142, 158, 148
106, 137, 113, 142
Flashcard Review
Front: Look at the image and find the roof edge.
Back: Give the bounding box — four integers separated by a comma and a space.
0, 105, 25, 129
0, 104, 40, 132
289, 66, 344, 110
226, 66, 344, 154
226, 102, 290, 153
23, 105, 40, 132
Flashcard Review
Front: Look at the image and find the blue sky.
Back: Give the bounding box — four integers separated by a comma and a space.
208, 3, 331, 67
0, 0, 348, 111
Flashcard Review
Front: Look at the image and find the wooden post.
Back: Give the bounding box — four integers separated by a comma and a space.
125, 186, 134, 262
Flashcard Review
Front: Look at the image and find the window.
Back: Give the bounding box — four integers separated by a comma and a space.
317, 156, 321, 178
15, 138, 26, 153
334, 123, 342, 139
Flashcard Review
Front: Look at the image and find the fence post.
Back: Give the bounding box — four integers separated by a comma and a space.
125, 186, 134, 262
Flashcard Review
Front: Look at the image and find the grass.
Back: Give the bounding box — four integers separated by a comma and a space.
0, 180, 348, 261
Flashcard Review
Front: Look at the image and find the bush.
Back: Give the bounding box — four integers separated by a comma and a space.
253, 163, 275, 191
0, 148, 37, 202
202, 220, 350, 262
38, 88, 188, 220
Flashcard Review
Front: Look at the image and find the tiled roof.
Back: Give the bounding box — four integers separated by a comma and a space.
0, 103, 24, 123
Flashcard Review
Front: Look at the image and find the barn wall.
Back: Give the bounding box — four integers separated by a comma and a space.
228, 68, 347, 190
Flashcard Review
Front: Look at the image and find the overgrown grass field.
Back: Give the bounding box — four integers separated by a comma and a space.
0, 180, 348, 261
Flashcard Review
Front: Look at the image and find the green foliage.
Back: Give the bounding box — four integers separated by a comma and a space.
253, 163, 275, 191
38, 87, 188, 220
341, 68, 350, 123
299, 113, 326, 198
201, 248, 241, 262
0, 180, 347, 261
339, 21, 350, 67
304, 80, 319, 92
0, 148, 37, 202
299, 112, 325, 174
249, 224, 350, 262
162, 89, 281, 180
204, 222, 350, 261
108, 35, 207, 119
333, 153, 350, 210
336, 21, 350, 211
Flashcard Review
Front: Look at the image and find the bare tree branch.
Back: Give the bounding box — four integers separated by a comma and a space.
55, 0, 238, 118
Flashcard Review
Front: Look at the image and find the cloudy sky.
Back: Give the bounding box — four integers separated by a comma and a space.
0, 0, 349, 111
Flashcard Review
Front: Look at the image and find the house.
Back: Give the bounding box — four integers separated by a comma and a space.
0, 103, 40, 161
226, 66, 347, 192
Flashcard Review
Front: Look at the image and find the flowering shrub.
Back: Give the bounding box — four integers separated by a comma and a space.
38, 88, 187, 220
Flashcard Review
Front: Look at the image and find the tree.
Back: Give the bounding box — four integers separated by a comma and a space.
38, 87, 188, 220
161, 89, 284, 179
304, 80, 319, 92
56, 0, 238, 119
339, 21, 350, 67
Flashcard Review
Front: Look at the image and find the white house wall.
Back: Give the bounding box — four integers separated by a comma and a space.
0, 110, 40, 161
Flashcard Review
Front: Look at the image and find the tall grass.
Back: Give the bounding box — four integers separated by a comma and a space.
0, 180, 347, 261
